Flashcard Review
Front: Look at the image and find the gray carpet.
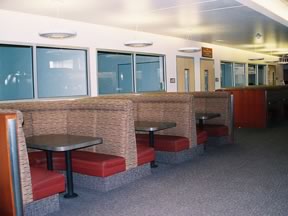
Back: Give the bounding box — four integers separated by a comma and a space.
50, 124, 288, 216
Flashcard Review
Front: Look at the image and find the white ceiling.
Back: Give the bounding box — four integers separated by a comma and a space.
0, 0, 288, 56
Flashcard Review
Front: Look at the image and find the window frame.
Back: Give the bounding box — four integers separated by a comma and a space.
97, 49, 166, 95
36, 46, 89, 99
0, 41, 90, 102
0, 43, 34, 101
220, 61, 234, 88
97, 51, 134, 94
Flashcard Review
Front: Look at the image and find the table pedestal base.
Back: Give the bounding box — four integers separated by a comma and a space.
150, 161, 158, 168
64, 193, 78, 199
149, 131, 158, 168
64, 151, 77, 199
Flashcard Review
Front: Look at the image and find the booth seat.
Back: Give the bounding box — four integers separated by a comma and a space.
29, 147, 155, 176
137, 145, 155, 166
157, 92, 232, 145
71, 151, 126, 177
0, 110, 64, 216
29, 151, 126, 177
198, 124, 229, 137
29, 151, 66, 170
0, 99, 152, 196
191, 92, 233, 145
196, 129, 208, 145
98, 93, 201, 164
136, 134, 189, 152
30, 167, 65, 201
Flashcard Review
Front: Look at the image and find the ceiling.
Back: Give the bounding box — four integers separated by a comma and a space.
0, 0, 288, 56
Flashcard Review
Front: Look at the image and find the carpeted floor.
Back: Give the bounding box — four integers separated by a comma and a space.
50, 123, 288, 216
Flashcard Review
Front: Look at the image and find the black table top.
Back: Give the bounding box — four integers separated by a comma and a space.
195, 112, 221, 120
26, 134, 103, 151
135, 121, 176, 132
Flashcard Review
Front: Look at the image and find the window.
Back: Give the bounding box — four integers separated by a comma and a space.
234, 63, 246, 86
97, 51, 165, 95
37, 47, 88, 98
0, 45, 33, 100
221, 62, 233, 88
248, 64, 256, 85
98, 52, 133, 94
136, 55, 165, 92
257, 65, 266, 85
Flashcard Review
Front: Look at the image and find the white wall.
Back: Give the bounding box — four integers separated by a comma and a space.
0, 10, 280, 96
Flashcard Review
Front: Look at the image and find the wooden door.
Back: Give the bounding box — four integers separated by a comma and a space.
176, 57, 195, 92
200, 59, 215, 91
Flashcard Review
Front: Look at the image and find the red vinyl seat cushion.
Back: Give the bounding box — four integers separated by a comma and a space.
71, 151, 126, 177
30, 167, 65, 201
137, 144, 155, 166
29, 151, 126, 177
197, 129, 208, 145
29, 151, 65, 170
200, 124, 229, 137
136, 134, 189, 152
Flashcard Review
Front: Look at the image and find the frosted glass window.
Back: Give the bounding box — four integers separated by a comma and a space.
0, 45, 33, 101
248, 64, 256, 86
37, 47, 88, 98
234, 63, 246, 86
258, 65, 266, 85
98, 52, 133, 94
97, 52, 165, 95
221, 62, 233, 88
136, 55, 165, 92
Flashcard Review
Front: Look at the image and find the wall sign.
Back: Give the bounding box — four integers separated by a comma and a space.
202, 47, 213, 58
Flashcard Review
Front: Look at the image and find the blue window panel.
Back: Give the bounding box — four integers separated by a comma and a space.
136, 55, 164, 92
248, 64, 256, 86
98, 52, 133, 94
37, 47, 88, 98
234, 63, 246, 87
221, 62, 233, 88
258, 65, 266, 85
0, 45, 33, 101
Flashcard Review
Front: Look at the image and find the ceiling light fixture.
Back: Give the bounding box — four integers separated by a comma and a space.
215, 39, 225, 42
248, 57, 265, 61
178, 29, 201, 53
124, 24, 153, 48
39, 30, 77, 39
39, 0, 77, 39
178, 47, 201, 53
124, 39, 153, 47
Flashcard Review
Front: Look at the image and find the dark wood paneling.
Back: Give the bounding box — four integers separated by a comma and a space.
223, 89, 266, 128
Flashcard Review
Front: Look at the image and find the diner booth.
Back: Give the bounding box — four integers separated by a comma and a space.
0, 90, 235, 215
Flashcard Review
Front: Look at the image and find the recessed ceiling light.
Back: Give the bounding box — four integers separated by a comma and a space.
248, 57, 265, 61
255, 33, 262, 39
124, 40, 153, 47
178, 47, 201, 53
39, 30, 77, 39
